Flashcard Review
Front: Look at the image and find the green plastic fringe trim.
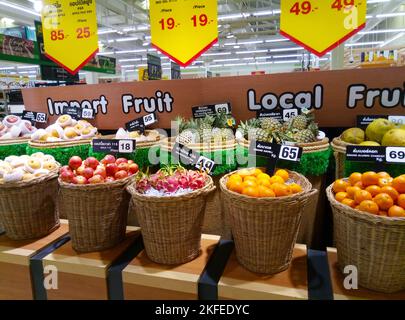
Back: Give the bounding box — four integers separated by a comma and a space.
0, 143, 28, 160
26, 144, 90, 166
160, 148, 237, 176
88, 145, 160, 171
344, 161, 405, 178
236, 145, 332, 176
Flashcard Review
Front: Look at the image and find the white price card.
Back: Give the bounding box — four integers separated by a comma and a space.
388, 116, 405, 125
215, 103, 230, 114
279, 145, 300, 162
143, 113, 156, 126
118, 140, 134, 154
81, 108, 94, 119
195, 156, 215, 174
35, 112, 47, 123
283, 109, 299, 121
386, 147, 405, 163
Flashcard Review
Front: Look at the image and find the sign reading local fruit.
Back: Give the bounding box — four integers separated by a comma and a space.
150, 0, 218, 66
41, 0, 99, 74
280, 0, 367, 56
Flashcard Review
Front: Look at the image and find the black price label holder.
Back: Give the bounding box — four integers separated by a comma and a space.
346, 146, 405, 165
249, 140, 303, 175
22, 111, 48, 125
125, 113, 157, 133
171, 142, 215, 175
92, 139, 136, 154
256, 108, 300, 122
192, 103, 232, 119
356, 115, 405, 128
62, 106, 81, 120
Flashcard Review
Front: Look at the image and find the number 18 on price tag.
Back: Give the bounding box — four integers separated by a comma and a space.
118, 140, 135, 154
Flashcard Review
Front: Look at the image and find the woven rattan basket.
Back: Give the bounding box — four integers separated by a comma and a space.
331, 137, 353, 180
326, 185, 405, 293
160, 137, 236, 237
58, 175, 135, 252
0, 171, 60, 240
220, 170, 317, 274
127, 176, 216, 265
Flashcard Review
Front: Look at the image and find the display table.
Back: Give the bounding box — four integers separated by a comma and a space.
0, 220, 69, 300
122, 234, 220, 300
40, 227, 141, 300
327, 248, 405, 300
217, 244, 308, 300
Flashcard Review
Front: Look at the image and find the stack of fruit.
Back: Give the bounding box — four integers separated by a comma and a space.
225, 168, 303, 198
135, 165, 209, 196
236, 109, 320, 144
60, 155, 139, 185
175, 113, 236, 145
31, 116, 98, 142
332, 172, 405, 217
0, 152, 59, 183
340, 118, 405, 147
0, 115, 37, 140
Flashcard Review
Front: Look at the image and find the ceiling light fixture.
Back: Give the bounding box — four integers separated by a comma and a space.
376, 12, 405, 18
379, 32, 405, 47
345, 41, 384, 47
273, 60, 301, 64
265, 38, 289, 43
0, 1, 40, 17
119, 58, 142, 62
202, 52, 232, 56
236, 49, 268, 54
98, 29, 117, 35
270, 47, 305, 52
359, 28, 405, 35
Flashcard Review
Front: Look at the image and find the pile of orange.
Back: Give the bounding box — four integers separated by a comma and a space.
226, 168, 303, 198
333, 171, 405, 217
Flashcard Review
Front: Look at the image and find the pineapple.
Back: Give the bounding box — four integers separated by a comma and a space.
260, 118, 282, 132
174, 116, 189, 134
197, 116, 214, 143
176, 129, 198, 145
291, 123, 319, 143
238, 120, 270, 142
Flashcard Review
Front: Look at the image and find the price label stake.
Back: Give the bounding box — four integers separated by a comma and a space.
172, 142, 216, 175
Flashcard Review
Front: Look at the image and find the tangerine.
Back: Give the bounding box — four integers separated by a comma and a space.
358, 200, 379, 215
228, 180, 244, 194
333, 179, 350, 193
378, 177, 393, 188
272, 183, 291, 197
258, 185, 275, 197
270, 175, 285, 185
290, 183, 303, 194
377, 172, 391, 179
354, 190, 372, 204
397, 194, 405, 209
346, 186, 362, 199
388, 205, 405, 217
361, 171, 379, 187
373, 193, 394, 211
392, 176, 405, 193
335, 192, 348, 202
257, 179, 272, 188
275, 169, 289, 182
349, 172, 362, 186
378, 211, 388, 217
341, 198, 356, 208
228, 174, 242, 183
380, 186, 399, 201
252, 168, 264, 177
257, 173, 271, 181
238, 168, 255, 178
242, 186, 259, 197
244, 176, 257, 183
354, 181, 364, 189
365, 185, 381, 197
242, 180, 258, 189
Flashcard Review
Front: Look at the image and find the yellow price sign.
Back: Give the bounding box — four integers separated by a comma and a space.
41, 0, 99, 74
150, 0, 218, 67
280, 0, 367, 56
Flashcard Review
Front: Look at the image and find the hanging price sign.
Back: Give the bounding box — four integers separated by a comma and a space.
41, 0, 99, 74
150, 0, 218, 67
280, 0, 366, 56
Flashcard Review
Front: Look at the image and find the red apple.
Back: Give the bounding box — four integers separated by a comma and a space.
128, 160, 134, 165
94, 167, 107, 179
60, 170, 74, 183
69, 156, 82, 170
105, 176, 115, 183
128, 163, 139, 174
76, 165, 86, 176
117, 162, 129, 172
72, 176, 88, 185
88, 175, 104, 184
106, 163, 118, 177
114, 170, 128, 180
101, 154, 116, 165
82, 167, 94, 179
115, 158, 128, 165
84, 157, 99, 170
60, 165, 72, 174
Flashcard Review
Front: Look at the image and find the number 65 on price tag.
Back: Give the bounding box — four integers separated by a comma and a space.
279, 145, 302, 162
386, 147, 405, 163
118, 140, 135, 154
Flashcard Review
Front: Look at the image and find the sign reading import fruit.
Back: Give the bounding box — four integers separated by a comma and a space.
150, 0, 218, 66
41, 0, 99, 74
280, 0, 366, 56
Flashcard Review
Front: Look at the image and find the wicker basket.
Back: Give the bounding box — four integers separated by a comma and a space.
160, 137, 236, 237
58, 175, 135, 252
127, 176, 216, 265
0, 172, 60, 240
220, 170, 317, 274
331, 137, 353, 180
326, 185, 405, 293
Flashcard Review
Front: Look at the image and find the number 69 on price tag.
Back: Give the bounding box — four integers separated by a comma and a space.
195, 156, 215, 174
118, 140, 135, 154
279, 145, 302, 162
386, 147, 405, 163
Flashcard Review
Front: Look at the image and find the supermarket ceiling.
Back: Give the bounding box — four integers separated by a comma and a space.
0, 0, 404, 76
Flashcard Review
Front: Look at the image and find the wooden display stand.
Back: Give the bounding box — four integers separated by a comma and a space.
122, 234, 220, 300
0, 220, 69, 300
327, 248, 405, 300
217, 244, 308, 300
41, 227, 141, 300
